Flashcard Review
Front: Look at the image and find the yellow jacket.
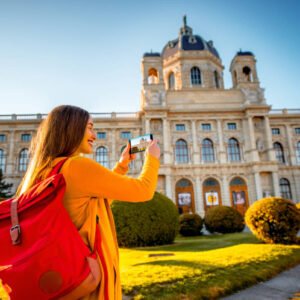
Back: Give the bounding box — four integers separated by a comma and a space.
53, 154, 160, 300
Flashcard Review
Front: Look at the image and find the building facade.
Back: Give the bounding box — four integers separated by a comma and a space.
1, 18, 300, 216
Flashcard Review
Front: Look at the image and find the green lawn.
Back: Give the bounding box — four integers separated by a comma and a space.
119, 233, 300, 300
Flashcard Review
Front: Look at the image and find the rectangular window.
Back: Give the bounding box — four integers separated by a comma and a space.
97, 132, 106, 139
21, 133, 31, 142
202, 123, 211, 131
0, 134, 6, 142
272, 128, 280, 135
121, 131, 131, 139
176, 124, 185, 131
295, 128, 300, 135
227, 123, 237, 130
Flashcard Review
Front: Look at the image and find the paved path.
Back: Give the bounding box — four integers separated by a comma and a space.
122, 264, 300, 300
222, 264, 300, 300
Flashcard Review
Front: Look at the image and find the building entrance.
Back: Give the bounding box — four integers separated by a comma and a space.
202, 178, 222, 211
175, 178, 195, 214
230, 177, 249, 215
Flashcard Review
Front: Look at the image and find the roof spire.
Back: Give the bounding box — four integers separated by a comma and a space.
183, 15, 187, 27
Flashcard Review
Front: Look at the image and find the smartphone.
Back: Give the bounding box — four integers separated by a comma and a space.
129, 133, 153, 154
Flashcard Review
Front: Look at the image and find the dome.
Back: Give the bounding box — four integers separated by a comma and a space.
162, 16, 220, 60
236, 50, 254, 57
143, 52, 161, 58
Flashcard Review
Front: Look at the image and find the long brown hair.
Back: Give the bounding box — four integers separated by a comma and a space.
16, 105, 90, 196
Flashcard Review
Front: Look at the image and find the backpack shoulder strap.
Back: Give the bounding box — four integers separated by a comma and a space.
10, 157, 69, 246
48, 157, 69, 177
10, 199, 21, 245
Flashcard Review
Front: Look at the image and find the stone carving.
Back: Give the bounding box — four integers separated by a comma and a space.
241, 88, 266, 104
151, 120, 162, 132
144, 90, 166, 106
256, 138, 265, 152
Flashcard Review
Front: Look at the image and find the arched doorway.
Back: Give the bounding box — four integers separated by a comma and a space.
230, 177, 249, 215
175, 178, 195, 214
202, 178, 222, 211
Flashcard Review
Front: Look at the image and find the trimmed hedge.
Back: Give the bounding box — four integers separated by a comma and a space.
179, 213, 203, 236
0, 279, 10, 300
245, 197, 300, 244
204, 206, 245, 234
112, 192, 179, 247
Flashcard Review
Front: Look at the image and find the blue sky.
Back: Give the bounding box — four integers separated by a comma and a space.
0, 0, 299, 114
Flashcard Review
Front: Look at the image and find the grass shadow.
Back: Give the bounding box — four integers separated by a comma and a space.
129, 232, 262, 253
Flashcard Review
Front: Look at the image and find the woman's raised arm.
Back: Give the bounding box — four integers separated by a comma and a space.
64, 153, 160, 202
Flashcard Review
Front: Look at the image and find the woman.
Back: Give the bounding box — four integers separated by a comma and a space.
17, 105, 160, 299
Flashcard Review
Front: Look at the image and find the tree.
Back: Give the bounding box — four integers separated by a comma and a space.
0, 169, 13, 200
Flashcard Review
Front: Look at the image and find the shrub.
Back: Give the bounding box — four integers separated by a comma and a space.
296, 202, 300, 210
0, 279, 10, 300
245, 197, 300, 244
179, 213, 203, 236
204, 206, 245, 234
112, 192, 179, 247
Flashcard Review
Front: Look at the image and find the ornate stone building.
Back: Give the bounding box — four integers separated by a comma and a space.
1, 18, 300, 216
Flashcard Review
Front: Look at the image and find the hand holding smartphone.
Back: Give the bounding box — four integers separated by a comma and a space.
129, 134, 153, 154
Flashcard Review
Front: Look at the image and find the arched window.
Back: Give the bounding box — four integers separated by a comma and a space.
242, 66, 252, 82
203, 178, 221, 207
96, 146, 109, 168
148, 68, 159, 84
190, 67, 201, 85
296, 141, 300, 163
19, 148, 29, 172
202, 139, 215, 162
274, 142, 285, 163
280, 178, 292, 199
214, 71, 219, 88
168, 72, 175, 90
230, 177, 246, 186
228, 138, 241, 162
0, 149, 5, 172
175, 139, 189, 163
176, 178, 192, 187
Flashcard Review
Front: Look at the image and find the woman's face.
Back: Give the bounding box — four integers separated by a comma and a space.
75, 117, 96, 154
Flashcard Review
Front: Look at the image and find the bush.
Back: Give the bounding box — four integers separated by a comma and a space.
0, 279, 10, 300
204, 206, 245, 234
296, 202, 300, 210
179, 213, 203, 236
112, 192, 179, 247
245, 197, 300, 244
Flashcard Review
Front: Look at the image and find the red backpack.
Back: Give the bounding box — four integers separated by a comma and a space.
0, 159, 101, 299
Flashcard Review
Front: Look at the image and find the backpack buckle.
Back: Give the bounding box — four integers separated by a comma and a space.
10, 225, 21, 245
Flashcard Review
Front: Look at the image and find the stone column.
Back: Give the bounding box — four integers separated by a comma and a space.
165, 174, 173, 202
254, 172, 262, 200
294, 174, 300, 203
221, 175, 230, 206
272, 172, 280, 197
247, 116, 259, 162
111, 129, 116, 167
194, 175, 200, 214
145, 118, 150, 134
217, 119, 226, 163
196, 176, 205, 217
285, 124, 296, 165
6, 130, 15, 175
191, 120, 200, 164
264, 116, 276, 161
163, 119, 172, 164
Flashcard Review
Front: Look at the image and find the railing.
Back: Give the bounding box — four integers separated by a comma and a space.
90, 112, 139, 119
0, 112, 139, 121
0, 114, 47, 120
270, 109, 300, 115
